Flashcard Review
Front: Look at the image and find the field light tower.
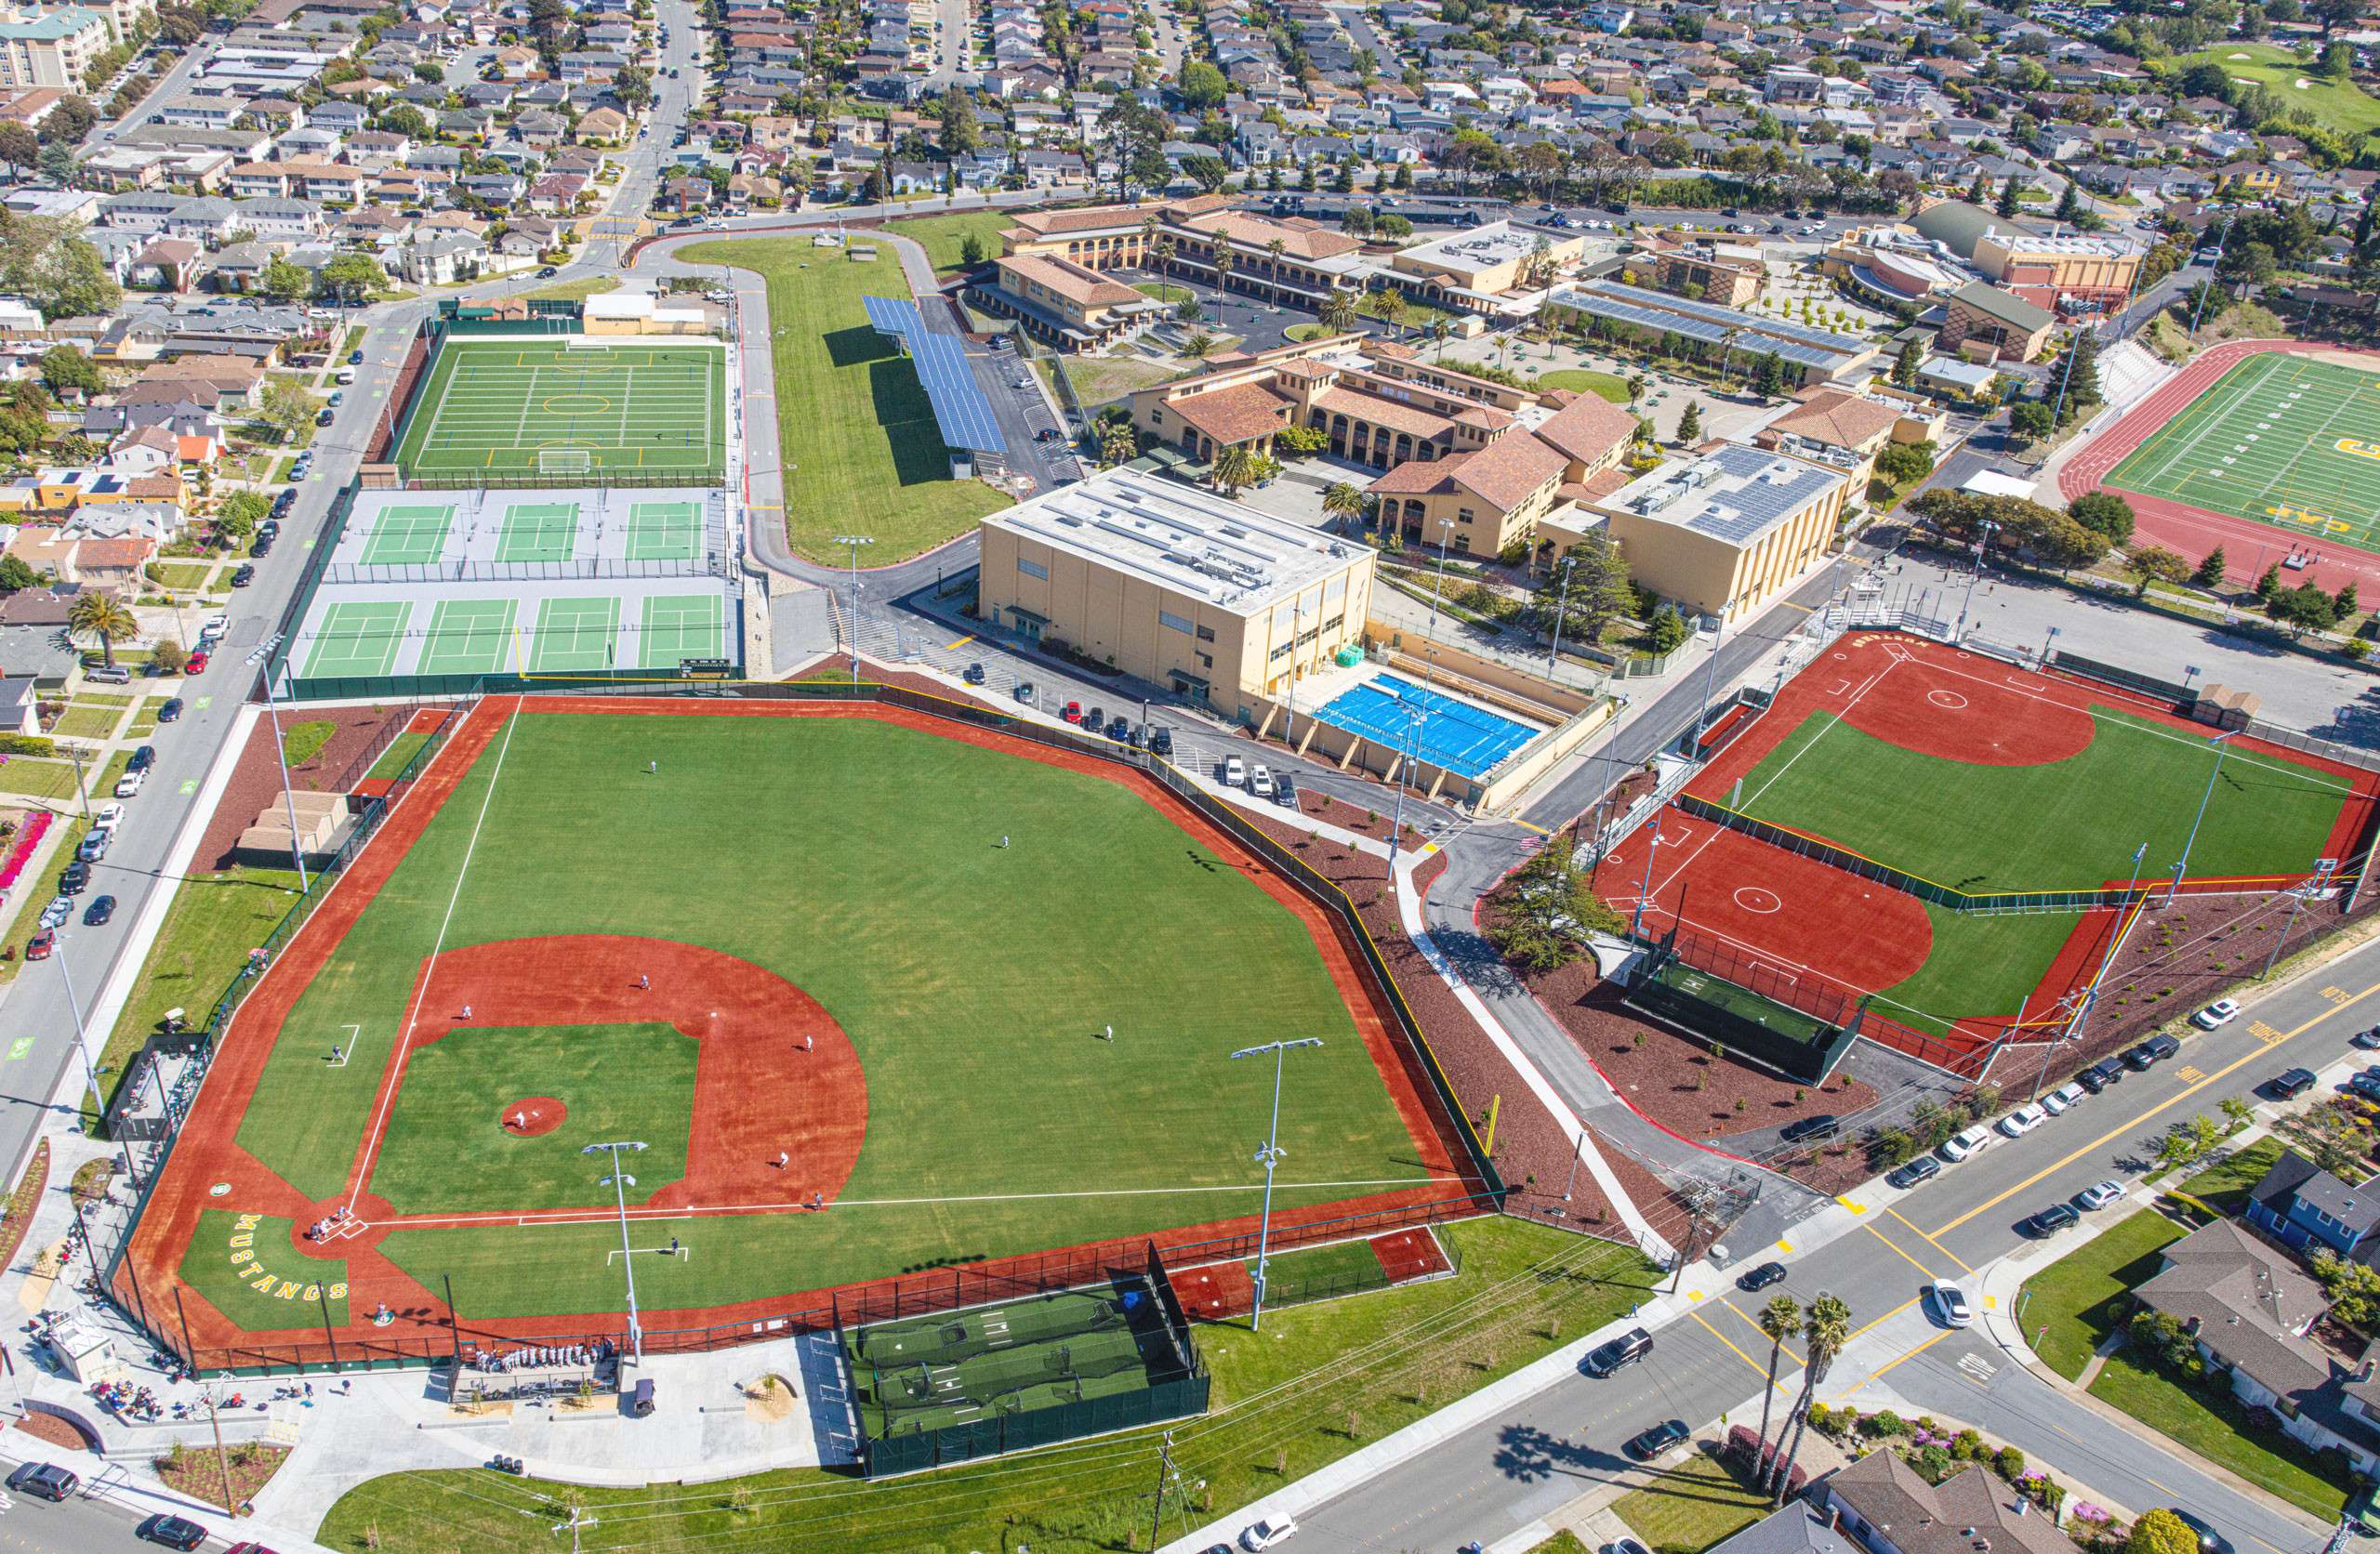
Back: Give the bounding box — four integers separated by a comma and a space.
2164, 731, 2236, 907
585, 1140, 649, 1362
246, 635, 310, 890
833, 534, 874, 683
1229, 1037, 1323, 1331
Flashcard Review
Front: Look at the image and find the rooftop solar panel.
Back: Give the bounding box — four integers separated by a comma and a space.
860, 294, 1007, 454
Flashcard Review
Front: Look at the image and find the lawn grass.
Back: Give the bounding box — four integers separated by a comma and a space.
0, 759, 84, 801
685, 240, 1009, 563
2170, 44, 2380, 138
1531, 1535, 1594, 1554
147, 561, 217, 591
1875, 904, 2084, 1034
2175, 1137, 2287, 1214
1731, 706, 2354, 894
49, 703, 125, 742
2016, 1206, 2187, 1379
1537, 369, 1633, 405
524, 276, 622, 304
1612, 1446, 1775, 1554
364, 731, 430, 782
92, 867, 304, 1113
228, 708, 1436, 1322
2090, 1349, 2353, 1519
126, 700, 165, 736
319, 1215, 1658, 1554
884, 210, 1016, 272
276, 718, 337, 770
1050, 351, 1190, 409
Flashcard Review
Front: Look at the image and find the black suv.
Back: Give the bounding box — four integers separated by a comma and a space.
1583, 1327, 1653, 1377
2269, 1068, 2318, 1100
2025, 1202, 2082, 1237
1779, 1114, 1838, 1144
59, 860, 88, 894
126, 744, 155, 773
1148, 726, 1174, 757
2076, 1059, 2125, 1093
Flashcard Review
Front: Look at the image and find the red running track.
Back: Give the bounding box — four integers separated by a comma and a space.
2058, 338, 2380, 596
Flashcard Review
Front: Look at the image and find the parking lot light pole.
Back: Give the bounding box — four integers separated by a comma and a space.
1228, 1037, 1323, 1331
2164, 731, 2235, 907
585, 1140, 650, 1363
1544, 554, 1577, 679
245, 635, 310, 891
833, 535, 874, 683
1385, 705, 1427, 870
1952, 520, 1999, 640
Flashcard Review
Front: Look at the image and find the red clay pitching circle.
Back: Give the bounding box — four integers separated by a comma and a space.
499, 1098, 566, 1138
1925, 690, 1970, 709
1732, 887, 1783, 915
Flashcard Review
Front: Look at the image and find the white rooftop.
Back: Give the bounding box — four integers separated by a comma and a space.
1396, 220, 1559, 277
986, 468, 1368, 614
1596, 441, 1850, 548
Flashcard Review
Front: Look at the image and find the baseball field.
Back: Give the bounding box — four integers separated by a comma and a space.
127, 696, 1466, 1356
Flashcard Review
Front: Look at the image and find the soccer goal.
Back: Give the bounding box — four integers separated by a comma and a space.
563, 338, 615, 356
539, 448, 595, 477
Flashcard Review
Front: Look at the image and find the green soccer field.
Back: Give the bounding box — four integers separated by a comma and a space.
1733, 706, 2358, 895
221, 709, 1439, 1325
392, 341, 728, 482
2105, 353, 2380, 554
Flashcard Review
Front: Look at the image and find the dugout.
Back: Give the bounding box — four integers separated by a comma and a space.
1625, 935, 1857, 1085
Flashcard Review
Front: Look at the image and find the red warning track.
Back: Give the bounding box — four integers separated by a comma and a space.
2058, 338, 2380, 596
126, 694, 1482, 1364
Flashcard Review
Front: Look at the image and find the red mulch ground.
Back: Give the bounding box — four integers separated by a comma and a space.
193, 704, 419, 871
1170, 1259, 1254, 1321
1296, 789, 1425, 844
13, 1414, 89, 1451
1369, 1227, 1450, 1282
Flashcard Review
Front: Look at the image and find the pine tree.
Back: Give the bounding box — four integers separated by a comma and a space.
2192, 546, 2227, 589
1753, 351, 1786, 398
1678, 401, 1702, 441
2338, 583, 2360, 619
1965, 172, 1988, 204
2256, 563, 2282, 604
2055, 180, 2080, 222
1892, 338, 1920, 387
1996, 177, 2023, 218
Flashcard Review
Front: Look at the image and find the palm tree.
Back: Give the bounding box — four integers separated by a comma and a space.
1211, 442, 1256, 495
1266, 235, 1287, 283
1428, 316, 1452, 359
1752, 1296, 1803, 1483
1181, 330, 1215, 361
67, 592, 137, 669
1718, 325, 1744, 387
1098, 421, 1137, 468
1322, 481, 1365, 528
1320, 290, 1358, 335
1151, 234, 1177, 298
1373, 287, 1408, 340
1770, 1294, 1849, 1504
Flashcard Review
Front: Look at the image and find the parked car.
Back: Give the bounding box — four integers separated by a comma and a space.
127, 744, 155, 773
1583, 1327, 1653, 1376
2355, 1026, 2380, 1050
184, 651, 209, 675
231, 564, 256, 587
2040, 1082, 2085, 1115
1223, 756, 1247, 786
2269, 1067, 2319, 1100
1624, 1418, 1691, 1461
2347, 1071, 2380, 1102
139, 1515, 209, 1551
1105, 717, 1130, 741
1996, 1103, 2047, 1139
537, 265, 561, 278
76, 831, 110, 863
93, 802, 124, 832
1250, 764, 1275, 798
1061, 701, 1082, 723
2025, 1202, 2082, 1237
1012, 681, 1035, 704
2076, 1179, 2127, 1211
59, 861, 88, 895
1240, 1515, 1298, 1550
251, 533, 273, 558
1779, 1113, 1837, 1144
348, 349, 364, 364
114, 770, 145, 798
158, 696, 183, 724
38, 897, 69, 928
1736, 1261, 1787, 1291
2170, 1508, 2232, 1554
1924, 1282, 1973, 1328
83, 895, 115, 926
1083, 706, 1103, 731
315, 406, 335, 427
1938, 1125, 1991, 1162
1888, 1156, 1941, 1190
2191, 999, 2241, 1030
24, 929, 53, 960
2077, 1058, 2124, 1093
2122, 1034, 2180, 1069
6, 1462, 76, 1501
1149, 727, 1174, 757
961, 662, 985, 685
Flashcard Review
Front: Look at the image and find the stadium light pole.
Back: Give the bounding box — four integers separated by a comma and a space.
2033, 839, 2149, 1103
2164, 731, 2236, 907
1229, 1037, 1323, 1332
1689, 599, 1738, 745
53, 940, 137, 1186
1952, 519, 1999, 640
1384, 704, 1427, 872
246, 636, 311, 892
1630, 813, 1664, 940
585, 1140, 650, 1363
833, 534, 874, 683
1544, 553, 1578, 679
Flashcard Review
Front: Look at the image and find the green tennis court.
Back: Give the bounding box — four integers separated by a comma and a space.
300, 601, 411, 679
528, 596, 623, 672
638, 594, 726, 667
496, 502, 582, 563
627, 502, 704, 561
416, 599, 518, 677
2106, 353, 2380, 553
390, 340, 728, 482
358, 505, 457, 566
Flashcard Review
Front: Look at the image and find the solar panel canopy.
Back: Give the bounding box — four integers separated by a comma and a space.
862, 294, 1007, 454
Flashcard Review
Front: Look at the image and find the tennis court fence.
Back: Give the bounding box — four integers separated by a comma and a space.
397, 468, 725, 492
316, 558, 728, 586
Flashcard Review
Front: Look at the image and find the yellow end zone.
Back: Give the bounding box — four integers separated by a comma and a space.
2265, 503, 2350, 534
2339, 439, 2380, 463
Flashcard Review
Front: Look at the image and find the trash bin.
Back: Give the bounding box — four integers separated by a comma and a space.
631, 1377, 654, 1416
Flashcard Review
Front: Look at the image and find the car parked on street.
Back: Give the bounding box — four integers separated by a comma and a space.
2077, 1059, 2124, 1093
231, 564, 256, 587
1624, 1418, 1690, 1461
2025, 1202, 2082, 1236
1996, 1103, 2047, 1138
93, 802, 124, 832
127, 744, 155, 773
2122, 1034, 2180, 1069
59, 861, 88, 894
1240, 1515, 1298, 1550
2191, 999, 2241, 1030
114, 769, 145, 797
25, 928, 53, 960
158, 696, 183, 724
2040, 1081, 2085, 1114
2077, 1179, 2128, 1211
1924, 1282, 1973, 1328
1736, 1261, 1786, 1291
2269, 1067, 2319, 1100
1887, 1155, 1940, 1189
1938, 1125, 1991, 1162
184, 651, 209, 675
38, 896, 69, 928
6, 1462, 76, 1500
139, 1515, 209, 1550
2355, 1026, 2380, 1049
1583, 1327, 1653, 1376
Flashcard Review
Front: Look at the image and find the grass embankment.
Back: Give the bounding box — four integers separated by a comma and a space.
92, 866, 305, 1111
883, 210, 1017, 272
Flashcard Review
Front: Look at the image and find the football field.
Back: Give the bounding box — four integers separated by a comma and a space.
391, 341, 727, 481
2104, 352, 2380, 554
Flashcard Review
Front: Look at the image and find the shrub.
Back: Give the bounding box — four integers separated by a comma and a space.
1868, 1409, 1907, 1437
1914, 1443, 1953, 1483
1995, 1445, 2026, 1482
1950, 1428, 1983, 1460
0, 735, 56, 757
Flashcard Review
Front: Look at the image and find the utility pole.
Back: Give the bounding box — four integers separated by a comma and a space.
1145, 1429, 1183, 1552
2035, 840, 2149, 1102
554, 1503, 598, 1554
2262, 859, 2337, 981
1228, 1037, 1323, 1330
1544, 553, 1577, 678
833, 533, 874, 683
1951, 519, 1998, 640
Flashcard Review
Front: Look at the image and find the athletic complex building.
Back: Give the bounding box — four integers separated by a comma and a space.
277, 296, 748, 698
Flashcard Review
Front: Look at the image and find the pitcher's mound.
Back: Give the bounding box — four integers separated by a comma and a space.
499, 1098, 566, 1137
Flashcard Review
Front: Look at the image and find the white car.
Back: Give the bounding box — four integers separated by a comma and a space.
2077, 1179, 2128, 1211
1250, 764, 1275, 798
1996, 1103, 2048, 1139
1223, 757, 1246, 787
2039, 1082, 2085, 1115
1242, 1514, 1299, 1550
113, 770, 145, 798
1924, 1281, 1974, 1328
1938, 1124, 1992, 1163
92, 802, 125, 833
2192, 998, 2241, 1030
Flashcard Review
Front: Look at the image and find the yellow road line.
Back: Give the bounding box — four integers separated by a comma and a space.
944, 634, 975, 651
1863, 1222, 1940, 1283
1886, 1206, 1975, 1275
1931, 978, 2380, 1237
1717, 1298, 1807, 1369
1686, 1308, 1796, 1393
1844, 1294, 1922, 1342
1835, 1329, 1954, 1402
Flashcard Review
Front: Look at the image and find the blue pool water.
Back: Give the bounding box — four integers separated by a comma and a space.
1310, 673, 1540, 780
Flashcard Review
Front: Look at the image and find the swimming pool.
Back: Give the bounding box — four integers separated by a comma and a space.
1310, 673, 1540, 780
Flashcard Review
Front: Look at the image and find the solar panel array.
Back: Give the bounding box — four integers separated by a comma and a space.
862, 294, 1007, 454
1554, 281, 1868, 373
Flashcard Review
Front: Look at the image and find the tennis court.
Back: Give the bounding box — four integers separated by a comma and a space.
627, 501, 704, 561
417, 599, 518, 676
357, 505, 457, 566
2105, 352, 2380, 553
637, 594, 726, 667
1311, 673, 1541, 779
391, 340, 728, 482
528, 596, 623, 673
299, 601, 411, 679
496, 502, 581, 563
